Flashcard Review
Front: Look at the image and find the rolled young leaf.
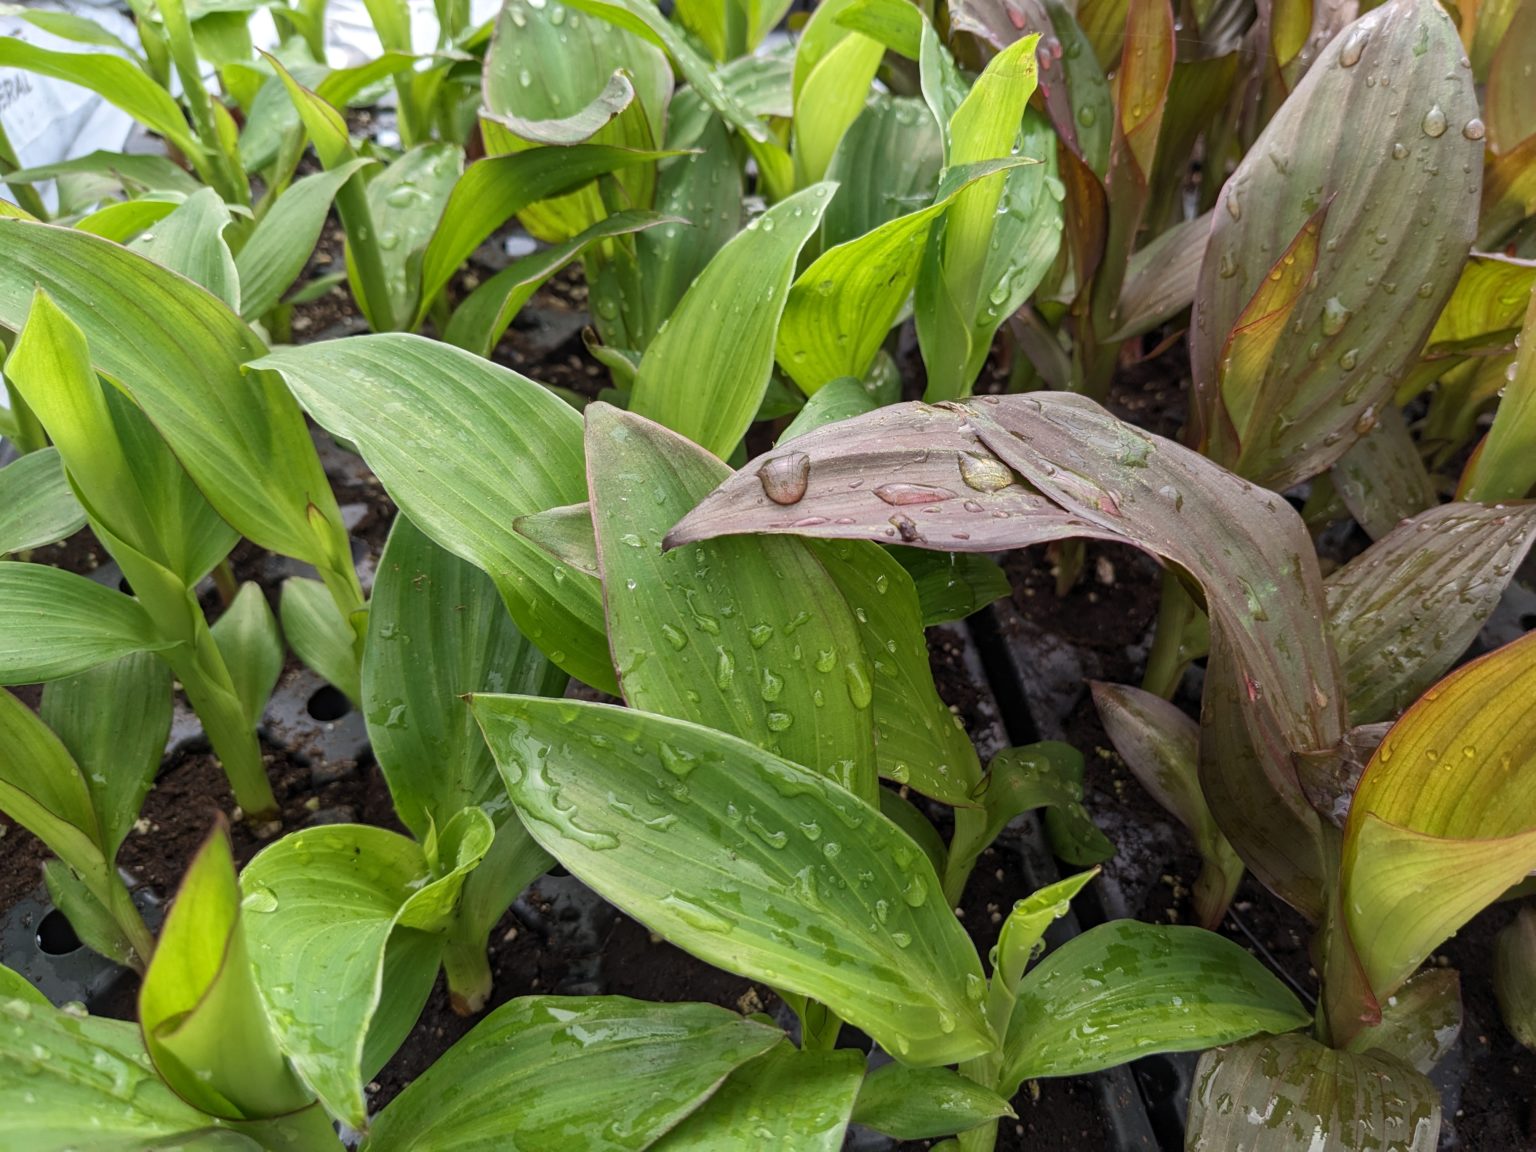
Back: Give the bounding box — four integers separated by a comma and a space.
210, 583, 284, 730
280, 577, 363, 706
363, 997, 782, 1152
471, 694, 996, 1065
1495, 907, 1536, 1052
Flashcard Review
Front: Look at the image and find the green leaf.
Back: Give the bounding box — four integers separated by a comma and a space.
892, 549, 1011, 626
587, 407, 876, 796
445, 211, 679, 357
791, 23, 884, 190
1090, 681, 1243, 928
237, 158, 375, 321
128, 187, 240, 312
630, 184, 835, 458
1424, 253, 1536, 354
821, 95, 944, 250
140, 822, 313, 1120
1325, 501, 1536, 725
655, 1043, 863, 1150
514, 502, 602, 577
471, 694, 996, 1065
0, 448, 85, 555
0, 988, 226, 1150
952, 744, 1113, 879
851, 1062, 1014, 1140
364, 512, 563, 840
43, 859, 137, 969
42, 651, 170, 860
1495, 906, 1536, 1051
361, 143, 462, 328
0, 40, 205, 166
0, 563, 165, 683
1342, 630, 1536, 1004
253, 335, 613, 693
777, 159, 1029, 394
0, 222, 355, 602
363, 997, 782, 1152
211, 583, 284, 728
778, 377, 879, 443
416, 144, 676, 328
1186, 1032, 1440, 1152
1003, 920, 1310, 1090
73, 196, 183, 244
990, 871, 1099, 995
1190, 0, 1482, 490
241, 815, 493, 1127
808, 538, 982, 806
3, 151, 202, 197
1329, 404, 1436, 540
1486, 0, 1536, 153
1461, 282, 1536, 502
279, 577, 362, 705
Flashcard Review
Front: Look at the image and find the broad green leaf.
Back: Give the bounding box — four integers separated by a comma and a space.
1495, 907, 1536, 1051
1342, 630, 1536, 1001
241, 816, 493, 1127
1425, 253, 1536, 354
445, 211, 678, 357
1109, 210, 1210, 340
140, 823, 312, 1120
1186, 1033, 1440, 1152
809, 539, 981, 805
237, 159, 375, 320
128, 187, 240, 312
253, 335, 614, 693
472, 695, 996, 1065
0, 961, 50, 1007
43, 859, 138, 969
1346, 968, 1463, 1073
0, 448, 85, 554
360, 144, 461, 329
365, 513, 564, 840
0, 563, 164, 683
560, 0, 791, 196
891, 549, 1011, 626
792, 26, 884, 190
42, 651, 170, 860
482, 0, 670, 242
72, 198, 183, 246
0, 989, 226, 1150
415, 144, 676, 328
778, 377, 878, 443
280, 577, 362, 705
1090, 681, 1242, 928
630, 184, 835, 458
363, 997, 782, 1152
778, 159, 1028, 394
586, 406, 877, 799
210, 583, 284, 728
850, 1062, 1014, 1140
957, 744, 1112, 876
1189, 0, 1482, 490
821, 95, 944, 249
1003, 921, 1309, 1091
655, 1043, 863, 1150
1325, 501, 1536, 725
0, 222, 355, 601
1461, 283, 1536, 502
0, 40, 204, 166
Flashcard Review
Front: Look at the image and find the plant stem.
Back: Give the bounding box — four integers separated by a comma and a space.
441, 917, 494, 1016
168, 633, 278, 820
106, 882, 156, 972
1141, 568, 1204, 699
944, 805, 991, 907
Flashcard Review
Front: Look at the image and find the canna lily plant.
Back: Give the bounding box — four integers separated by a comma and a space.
666, 389, 1536, 1147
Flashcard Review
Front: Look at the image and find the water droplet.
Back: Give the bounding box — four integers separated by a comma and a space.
1421, 104, 1447, 138
661, 892, 735, 933
1462, 117, 1486, 141
660, 742, 698, 777
844, 661, 873, 709
766, 711, 793, 731
1392, 141, 1408, 159
1339, 348, 1359, 370
661, 624, 688, 649
958, 453, 1015, 492
874, 482, 956, 506
715, 648, 735, 689
748, 623, 774, 648
1339, 27, 1368, 67
760, 669, 784, 702
242, 886, 279, 913
759, 453, 810, 505
1321, 296, 1351, 335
